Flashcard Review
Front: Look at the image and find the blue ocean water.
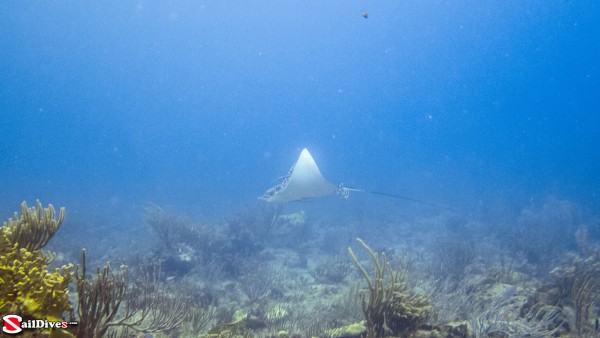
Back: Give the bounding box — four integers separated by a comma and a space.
1, 1, 599, 223
3, 2, 600, 337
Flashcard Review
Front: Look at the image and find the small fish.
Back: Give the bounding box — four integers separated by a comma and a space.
361, 11, 368, 19
595, 318, 598, 331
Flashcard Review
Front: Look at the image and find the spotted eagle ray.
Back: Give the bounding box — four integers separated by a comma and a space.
260, 148, 454, 211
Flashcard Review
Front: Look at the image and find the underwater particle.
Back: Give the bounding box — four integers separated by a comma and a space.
362, 11, 368, 19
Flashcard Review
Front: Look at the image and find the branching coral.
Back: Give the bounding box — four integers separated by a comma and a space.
143, 204, 197, 252
0, 200, 72, 322
0, 242, 72, 321
75, 250, 197, 338
75, 249, 128, 338
348, 238, 430, 337
551, 252, 600, 336
468, 295, 563, 337
3, 200, 65, 252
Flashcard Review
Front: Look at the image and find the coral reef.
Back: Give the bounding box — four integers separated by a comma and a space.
550, 250, 600, 335
0, 201, 72, 322
143, 204, 278, 278
325, 321, 367, 337
143, 204, 200, 276
509, 198, 585, 273
203, 318, 253, 338
430, 235, 475, 281
74, 249, 128, 338
74, 250, 200, 338
348, 237, 430, 337
6, 198, 583, 337
312, 255, 353, 284
238, 261, 285, 304
3, 200, 65, 251
467, 294, 562, 337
